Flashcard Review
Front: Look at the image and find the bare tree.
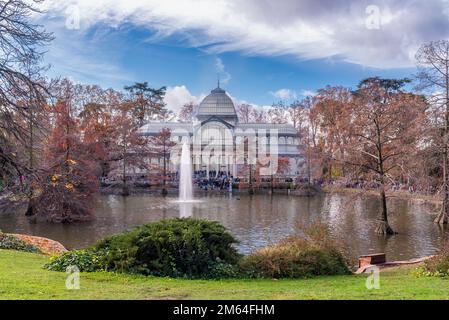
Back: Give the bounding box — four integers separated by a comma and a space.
236, 103, 267, 124
416, 40, 449, 224
0, 0, 52, 212
269, 101, 301, 128
178, 102, 198, 123
251, 108, 268, 123
300, 96, 321, 185
237, 104, 253, 123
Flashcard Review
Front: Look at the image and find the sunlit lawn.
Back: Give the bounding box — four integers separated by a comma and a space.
1, 249, 448, 300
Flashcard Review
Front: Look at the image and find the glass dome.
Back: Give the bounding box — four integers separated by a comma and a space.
196, 86, 237, 121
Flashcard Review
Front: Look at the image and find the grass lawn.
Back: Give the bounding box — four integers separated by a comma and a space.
1, 249, 449, 300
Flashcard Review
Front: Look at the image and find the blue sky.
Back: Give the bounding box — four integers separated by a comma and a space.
38, 0, 449, 111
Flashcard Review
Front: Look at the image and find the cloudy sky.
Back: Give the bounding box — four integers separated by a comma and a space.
36, 0, 449, 111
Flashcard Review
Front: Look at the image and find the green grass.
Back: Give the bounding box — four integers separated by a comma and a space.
1, 249, 449, 300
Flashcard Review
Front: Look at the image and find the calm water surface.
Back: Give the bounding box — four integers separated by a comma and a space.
0, 193, 447, 260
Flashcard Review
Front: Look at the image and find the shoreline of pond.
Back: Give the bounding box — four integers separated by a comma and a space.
98, 184, 442, 204
322, 186, 441, 205
0, 185, 442, 220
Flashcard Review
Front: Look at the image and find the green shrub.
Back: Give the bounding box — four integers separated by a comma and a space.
0, 232, 41, 253
44, 250, 105, 272
95, 218, 240, 278
207, 262, 243, 279
45, 220, 352, 279
420, 242, 449, 277
46, 218, 241, 278
239, 224, 350, 279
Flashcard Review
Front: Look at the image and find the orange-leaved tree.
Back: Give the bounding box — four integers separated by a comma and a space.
32, 101, 99, 222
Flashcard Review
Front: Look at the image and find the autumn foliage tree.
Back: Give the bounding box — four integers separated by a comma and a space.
79, 100, 120, 179
124, 82, 167, 126
149, 128, 176, 195
32, 101, 99, 222
111, 104, 149, 196
345, 78, 427, 235
312, 86, 352, 179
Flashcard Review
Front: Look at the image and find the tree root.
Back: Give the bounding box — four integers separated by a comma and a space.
375, 220, 397, 235
122, 185, 130, 197
434, 210, 448, 224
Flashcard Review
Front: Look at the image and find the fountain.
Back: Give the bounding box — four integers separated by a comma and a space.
179, 142, 193, 202
177, 142, 197, 218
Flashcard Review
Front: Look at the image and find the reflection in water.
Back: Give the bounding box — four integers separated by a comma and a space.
179, 142, 194, 202
179, 202, 194, 218
0, 193, 446, 260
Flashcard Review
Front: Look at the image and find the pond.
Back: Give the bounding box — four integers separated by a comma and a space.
0, 192, 447, 260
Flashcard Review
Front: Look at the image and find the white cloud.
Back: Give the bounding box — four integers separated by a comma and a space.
300, 90, 316, 97
39, 0, 449, 68
165, 85, 273, 115
270, 89, 297, 100
227, 93, 255, 108
164, 85, 200, 113
215, 57, 231, 85
215, 58, 225, 73
165, 86, 265, 115
40, 19, 133, 87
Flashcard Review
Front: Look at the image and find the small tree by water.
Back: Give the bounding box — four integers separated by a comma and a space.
31, 101, 99, 223
346, 78, 427, 235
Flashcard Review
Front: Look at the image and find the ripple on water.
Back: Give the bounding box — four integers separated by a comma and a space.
0, 193, 446, 259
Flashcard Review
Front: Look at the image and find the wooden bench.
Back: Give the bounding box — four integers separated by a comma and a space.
358, 253, 386, 268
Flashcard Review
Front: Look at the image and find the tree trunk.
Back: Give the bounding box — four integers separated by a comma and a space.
25, 199, 35, 216
162, 146, 167, 196
248, 164, 254, 195
26, 107, 35, 217
436, 70, 449, 224
435, 200, 449, 224
435, 149, 449, 224
375, 187, 396, 235
375, 121, 395, 236
122, 149, 129, 197
122, 186, 129, 196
